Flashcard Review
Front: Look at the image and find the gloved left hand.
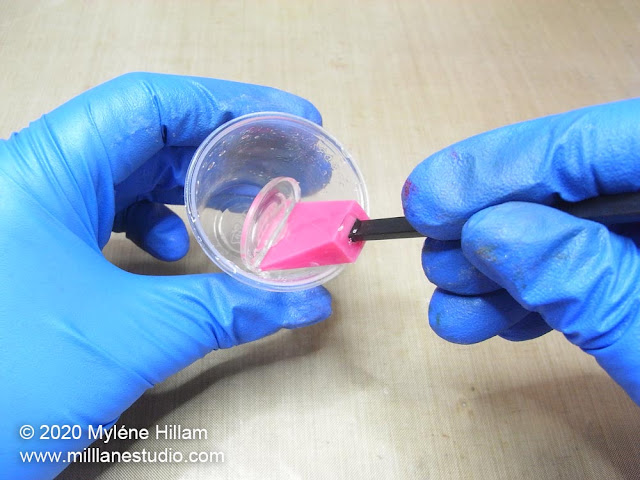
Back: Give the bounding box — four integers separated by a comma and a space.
0, 73, 332, 480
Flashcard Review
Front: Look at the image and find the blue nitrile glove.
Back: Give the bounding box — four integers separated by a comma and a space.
402, 99, 640, 404
0, 73, 332, 479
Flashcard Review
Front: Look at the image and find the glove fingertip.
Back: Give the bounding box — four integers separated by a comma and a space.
283, 286, 332, 329
121, 202, 190, 262
428, 289, 488, 344
144, 217, 190, 262
282, 91, 322, 126
261, 86, 323, 126
498, 312, 552, 342
422, 238, 501, 295
299, 100, 323, 126
429, 288, 530, 345
460, 202, 531, 282
402, 153, 467, 241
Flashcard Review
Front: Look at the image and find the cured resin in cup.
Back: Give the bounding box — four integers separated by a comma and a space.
243, 177, 370, 271
185, 112, 368, 292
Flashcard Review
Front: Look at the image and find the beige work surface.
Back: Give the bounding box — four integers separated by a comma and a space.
2, 1, 640, 478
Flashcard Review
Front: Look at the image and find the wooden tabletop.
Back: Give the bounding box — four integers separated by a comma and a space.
2, 1, 639, 479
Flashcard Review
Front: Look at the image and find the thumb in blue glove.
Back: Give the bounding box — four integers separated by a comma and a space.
402, 99, 640, 404
0, 73, 332, 480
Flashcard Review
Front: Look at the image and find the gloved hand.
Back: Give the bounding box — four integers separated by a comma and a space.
402, 99, 640, 404
0, 73, 332, 479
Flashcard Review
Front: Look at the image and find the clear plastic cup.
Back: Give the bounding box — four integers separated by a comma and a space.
184, 112, 369, 292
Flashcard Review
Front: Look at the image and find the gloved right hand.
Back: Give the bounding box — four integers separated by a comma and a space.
402, 99, 640, 404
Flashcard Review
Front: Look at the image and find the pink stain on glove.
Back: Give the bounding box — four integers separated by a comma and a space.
259, 201, 369, 271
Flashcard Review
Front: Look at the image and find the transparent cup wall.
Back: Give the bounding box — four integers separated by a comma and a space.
185, 112, 369, 292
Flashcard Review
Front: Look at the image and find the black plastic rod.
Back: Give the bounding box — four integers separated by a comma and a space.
348, 191, 640, 242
